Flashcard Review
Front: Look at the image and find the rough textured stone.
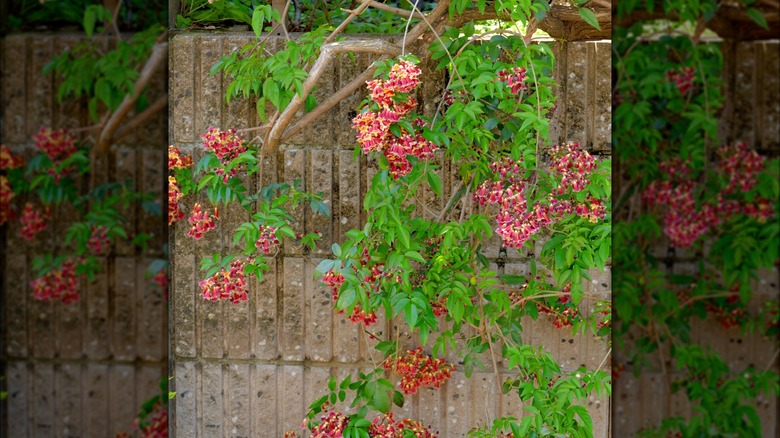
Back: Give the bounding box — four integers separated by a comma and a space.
254, 257, 279, 360
281, 257, 305, 360
201, 363, 225, 437
173, 361, 198, 438
108, 365, 136, 435
227, 364, 252, 438
5, 361, 29, 437
83, 364, 109, 436
171, 34, 196, 143
305, 259, 333, 362
279, 365, 305, 433
112, 258, 137, 360
251, 364, 279, 436
3, 255, 28, 358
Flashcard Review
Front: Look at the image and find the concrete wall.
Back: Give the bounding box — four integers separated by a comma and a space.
1, 33, 168, 437
168, 33, 612, 437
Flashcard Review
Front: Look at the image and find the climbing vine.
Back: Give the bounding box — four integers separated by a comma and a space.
613, 1, 779, 436
170, 1, 611, 436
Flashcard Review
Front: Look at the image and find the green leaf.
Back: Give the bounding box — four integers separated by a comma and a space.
251, 8, 265, 38
83, 6, 97, 37
426, 170, 442, 198
746, 8, 769, 30
393, 390, 404, 408
578, 7, 601, 30
372, 387, 391, 413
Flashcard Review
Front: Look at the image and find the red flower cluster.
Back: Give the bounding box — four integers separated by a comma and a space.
199, 258, 249, 303
168, 145, 193, 170
0, 144, 25, 169
168, 145, 192, 225
474, 147, 604, 249
1, 176, 14, 225
31, 259, 79, 304
202, 127, 246, 182
367, 60, 422, 108
510, 277, 582, 329
717, 142, 765, 194
168, 176, 185, 224
309, 409, 349, 438
33, 127, 79, 182
1, 145, 23, 224
354, 60, 437, 179
498, 66, 528, 94
19, 202, 48, 240
642, 143, 775, 248
442, 89, 468, 107
137, 405, 168, 438
33, 127, 77, 161
666, 66, 695, 94
549, 143, 597, 194
87, 225, 111, 255
537, 285, 580, 328
152, 269, 169, 301
369, 413, 437, 437
255, 225, 280, 254
322, 248, 389, 327
382, 347, 453, 395
187, 203, 218, 240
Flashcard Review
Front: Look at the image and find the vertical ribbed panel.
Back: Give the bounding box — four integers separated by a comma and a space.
1, 34, 168, 437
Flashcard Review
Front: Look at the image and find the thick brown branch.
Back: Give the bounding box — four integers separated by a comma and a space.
324, 0, 373, 45
368, 1, 425, 19
281, 63, 383, 142
264, 39, 401, 156
96, 41, 168, 154
112, 94, 168, 141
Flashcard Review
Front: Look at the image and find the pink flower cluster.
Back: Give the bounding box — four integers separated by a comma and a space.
498, 66, 528, 94
19, 202, 48, 240
168, 145, 193, 170
168, 176, 185, 224
1, 144, 25, 170
474, 147, 604, 248
1, 145, 23, 225
1, 176, 14, 225
666, 66, 695, 94
31, 259, 79, 304
202, 127, 246, 182
33, 127, 77, 161
199, 258, 249, 303
717, 142, 765, 194
255, 225, 280, 254
369, 413, 437, 438
152, 269, 169, 301
309, 410, 349, 437
549, 142, 597, 194
322, 248, 391, 326
353, 60, 437, 179
510, 278, 581, 328
187, 203, 218, 240
33, 127, 79, 182
643, 143, 775, 248
168, 146, 193, 225
367, 60, 422, 108
87, 225, 111, 255
138, 405, 168, 438
382, 347, 453, 395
